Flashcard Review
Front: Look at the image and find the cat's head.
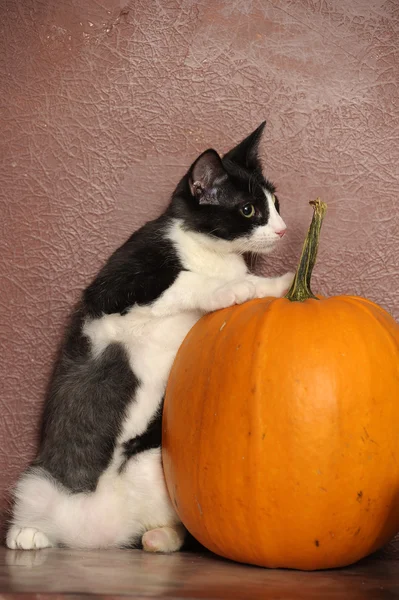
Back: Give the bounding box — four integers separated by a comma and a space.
172, 121, 287, 254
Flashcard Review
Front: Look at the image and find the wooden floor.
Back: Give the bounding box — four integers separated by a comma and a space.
1, 547, 399, 599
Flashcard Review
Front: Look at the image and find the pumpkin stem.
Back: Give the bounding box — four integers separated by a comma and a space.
285, 198, 327, 302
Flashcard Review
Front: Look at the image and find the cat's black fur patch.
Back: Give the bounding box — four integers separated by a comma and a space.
35, 321, 139, 493
84, 215, 184, 318
121, 405, 163, 466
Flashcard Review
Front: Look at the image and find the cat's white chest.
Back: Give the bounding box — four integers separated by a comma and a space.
83, 234, 248, 446
168, 220, 248, 280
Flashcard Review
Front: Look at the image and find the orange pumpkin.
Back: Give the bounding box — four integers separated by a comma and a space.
162, 199, 399, 570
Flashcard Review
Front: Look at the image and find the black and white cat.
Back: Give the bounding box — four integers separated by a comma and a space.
7, 122, 293, 553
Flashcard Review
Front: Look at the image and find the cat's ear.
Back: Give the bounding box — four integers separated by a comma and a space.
189, 149, 227, 205
223, 121, 266, 170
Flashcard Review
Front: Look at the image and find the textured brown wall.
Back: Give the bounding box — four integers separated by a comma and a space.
1, 0, 398, 534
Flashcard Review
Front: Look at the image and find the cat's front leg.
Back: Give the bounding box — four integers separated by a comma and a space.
246, 272, 295, 299
151, 272, 256, 316
204, 279, 257, 312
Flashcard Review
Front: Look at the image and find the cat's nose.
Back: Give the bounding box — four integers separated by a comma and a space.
276, 228, 286, 238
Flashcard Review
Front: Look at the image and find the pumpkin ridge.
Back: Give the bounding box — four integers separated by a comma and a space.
340, 296, 399, 350
194, 310, 230, 545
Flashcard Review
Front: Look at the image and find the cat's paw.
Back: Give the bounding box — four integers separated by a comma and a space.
247, 272, 294, 299
207, 280, 256, 311
142, 525, 185, 553
6, 526, 52, 550
272, 271, 295, 297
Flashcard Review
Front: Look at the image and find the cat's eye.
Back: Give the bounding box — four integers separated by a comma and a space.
240, 204, 256, 218
272, 195, 276, 204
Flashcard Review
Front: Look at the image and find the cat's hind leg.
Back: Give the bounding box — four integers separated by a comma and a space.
142, 523, 185, 553
6, 526, 52, 550
6, 467, 64, 550
8, 458, 181, 550
8, 465, 136, 550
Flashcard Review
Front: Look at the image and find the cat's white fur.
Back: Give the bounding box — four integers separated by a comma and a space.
7, 192, 293, 552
